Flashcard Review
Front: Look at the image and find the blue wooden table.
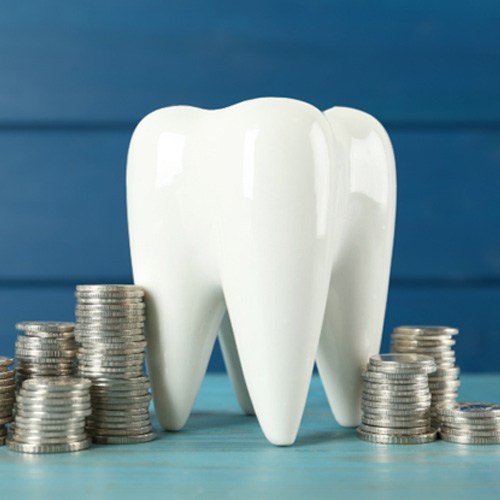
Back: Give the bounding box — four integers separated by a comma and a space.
0, 373, 499, 499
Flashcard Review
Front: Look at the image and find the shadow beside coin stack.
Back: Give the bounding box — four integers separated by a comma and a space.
357, 354, 438, 444
75, 285, 156, 444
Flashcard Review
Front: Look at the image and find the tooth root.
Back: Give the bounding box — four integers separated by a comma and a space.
127, 108, 226, 431
317, 107, 396, 426
218, 313, 255, 416
144, 278, 225, 431
219, 109, 335, 445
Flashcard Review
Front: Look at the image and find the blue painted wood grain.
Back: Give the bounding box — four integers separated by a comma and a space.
0, 374, 498, 499
0, 129, 499, 281
0, 0, 499, 122
0, 1, 499, 372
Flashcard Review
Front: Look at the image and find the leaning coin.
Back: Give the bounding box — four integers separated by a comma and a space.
7, 437, 91, 453
357, 427, 437, 444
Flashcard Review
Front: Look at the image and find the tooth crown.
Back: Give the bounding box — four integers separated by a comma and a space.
127, 97, 396, 446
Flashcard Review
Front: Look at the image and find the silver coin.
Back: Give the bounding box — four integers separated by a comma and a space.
369, 353, 436, 372
88, 426, 153, 438
0, 357, 14, 368
358, 424, 431, 436
76, 337, 146, 345
13, 431, 88, 442
439, 432, 500, 444
393, 326, 459, 337
362, 393, 432, 405
362, 408, 431, 419
439, 426, 500, 438
76, 284, 144, 293
7, 437, 91, 453
362, 416, 430, 428
79, 348, 146, 357
76, 312, 146, 321
16, 396, 90, 406
86, 417, 151, 429
76, 301, 145, 309
92, 432, 156, 445
16, 321, 75, 333
361, 369, 429, 384
437, 402, 500, 419
438, 415, 500, 427
22, 377, 91, 391
357, 427, 437, 444
76, 296, 144, 305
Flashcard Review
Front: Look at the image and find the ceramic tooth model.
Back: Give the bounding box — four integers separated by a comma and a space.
126, 97, 396, 446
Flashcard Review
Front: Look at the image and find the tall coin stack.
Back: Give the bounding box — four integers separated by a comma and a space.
436, 402, 500, 444
391, 326, 460, 428
75, 285, 156, 444
357, 353, 438, 444
7, 377, 92, 454
15, 322, 77, 390
0, 357, 15, 444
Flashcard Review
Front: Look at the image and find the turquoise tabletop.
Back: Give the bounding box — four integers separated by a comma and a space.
1, 374, 499, 499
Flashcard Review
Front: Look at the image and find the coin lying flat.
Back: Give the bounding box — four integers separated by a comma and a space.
357, 427, 437, 444
92, 432, 156, 445
7, 437, 91, 454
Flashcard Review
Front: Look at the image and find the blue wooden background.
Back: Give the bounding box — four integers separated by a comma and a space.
0, 0, 499, 372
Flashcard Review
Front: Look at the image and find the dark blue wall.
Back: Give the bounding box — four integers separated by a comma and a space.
1, 1, 499, 372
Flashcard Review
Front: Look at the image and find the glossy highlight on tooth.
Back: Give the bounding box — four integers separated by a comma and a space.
127, 97, 396, 446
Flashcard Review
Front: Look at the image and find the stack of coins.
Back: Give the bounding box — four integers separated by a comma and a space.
391, 326, 460, 427
15, 322, 77, 390
75, 285, 156, 444
437, 402, 500, 444
7, 377, 91, 454
357, 353, 438, 444
0, 357, 15, 444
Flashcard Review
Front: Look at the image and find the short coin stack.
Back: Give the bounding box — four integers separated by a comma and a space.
357, 353, 438, 444
391, 325, 460, 427
437, 402, 500, 444
15, 322, 77, 390
7, 377, 91, 453
75, 285, 156, 444
0, 357, 15, 444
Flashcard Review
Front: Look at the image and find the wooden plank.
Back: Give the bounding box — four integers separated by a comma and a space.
0, 374, 499, 497
0, 0, 499, 122
0, 285, 498, 372
0, 128, 499, 280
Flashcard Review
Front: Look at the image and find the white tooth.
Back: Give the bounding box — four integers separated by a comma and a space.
218, 313, 254, 415
317, 107, 396, 426
127, 98, 396, 445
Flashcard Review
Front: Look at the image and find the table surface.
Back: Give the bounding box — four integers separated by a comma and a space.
1, 373, 499, 499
